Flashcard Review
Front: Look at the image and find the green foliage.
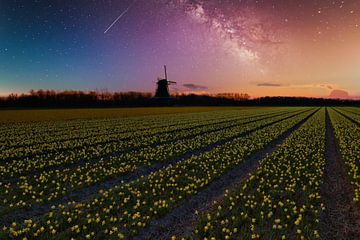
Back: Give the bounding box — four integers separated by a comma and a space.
329, 108, 360, 203
195, 109, 326, 240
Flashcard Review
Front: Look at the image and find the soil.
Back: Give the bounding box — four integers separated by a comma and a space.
0, 109, 311, 226
319, 108, 360, 240
133, 108, 318, 240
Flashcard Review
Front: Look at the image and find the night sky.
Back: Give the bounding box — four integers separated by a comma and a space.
1, 0, 360, 98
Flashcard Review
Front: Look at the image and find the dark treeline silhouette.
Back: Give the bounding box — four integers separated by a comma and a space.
249, 96, 359, 106
0, 90, 152, 108
0, 90, 359, 108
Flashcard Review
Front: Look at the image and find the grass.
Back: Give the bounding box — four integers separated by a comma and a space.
0, 107, 252, 123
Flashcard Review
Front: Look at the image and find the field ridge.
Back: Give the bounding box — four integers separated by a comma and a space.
0, 109, 309, 225
3, 109, 297, 181
133, 108, 319, 239
319, 108, 360, 239
332, 107, 360, 127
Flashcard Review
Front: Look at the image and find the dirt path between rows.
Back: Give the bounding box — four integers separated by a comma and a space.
2, 109, 296, 182
319, 108, 360, 240
332, 107, 360, 127
133, 108, 319, 240
341, 108, 360, 116
0, 109, 312, 226
2, 112, 247, 152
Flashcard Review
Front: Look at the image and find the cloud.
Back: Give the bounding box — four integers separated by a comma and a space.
328, 89, 350, 99
257, 82, 282, 87
183, 83, 208, 90
320, 84, 333, 89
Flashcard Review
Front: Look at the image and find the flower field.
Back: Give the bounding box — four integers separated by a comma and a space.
0, 107, 359, 239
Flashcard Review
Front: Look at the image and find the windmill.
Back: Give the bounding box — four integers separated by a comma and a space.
155, 65, 176, 98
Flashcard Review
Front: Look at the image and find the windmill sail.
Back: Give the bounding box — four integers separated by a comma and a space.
154, 65, 176, 98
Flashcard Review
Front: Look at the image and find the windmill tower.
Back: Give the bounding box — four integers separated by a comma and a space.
155, 65, 176, 98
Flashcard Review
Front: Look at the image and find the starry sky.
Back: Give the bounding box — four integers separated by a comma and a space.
0, 0, 360, 98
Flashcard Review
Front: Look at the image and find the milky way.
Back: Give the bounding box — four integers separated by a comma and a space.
169, 0, 284, 62
0, 0, 359, 98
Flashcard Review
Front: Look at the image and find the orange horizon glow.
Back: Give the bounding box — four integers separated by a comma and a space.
0, 88, 358, 100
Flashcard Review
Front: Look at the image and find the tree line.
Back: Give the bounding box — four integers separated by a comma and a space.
0, 90, 358, 108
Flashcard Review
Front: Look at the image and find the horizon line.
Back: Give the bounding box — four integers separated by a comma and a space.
0, 89, 359, 101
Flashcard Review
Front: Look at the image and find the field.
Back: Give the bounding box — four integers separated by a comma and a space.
0, 107, 243, 123
0, 107, 359, 239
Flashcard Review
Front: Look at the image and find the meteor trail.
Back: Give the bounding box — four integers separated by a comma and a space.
104, 0, 136, 34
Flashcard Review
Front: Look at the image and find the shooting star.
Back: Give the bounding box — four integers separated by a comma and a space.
104, 0, 137, 34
